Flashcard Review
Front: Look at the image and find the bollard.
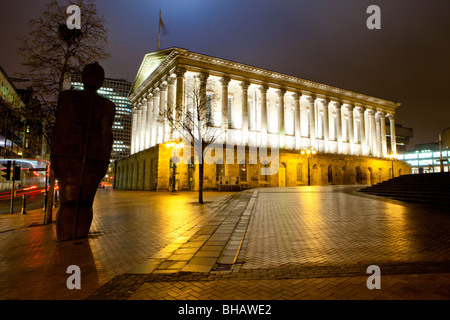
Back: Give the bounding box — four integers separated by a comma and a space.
21, 194, 27, 215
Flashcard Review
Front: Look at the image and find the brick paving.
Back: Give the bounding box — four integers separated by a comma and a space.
2, 186, 450, 301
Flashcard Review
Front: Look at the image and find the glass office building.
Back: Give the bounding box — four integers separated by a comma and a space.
397, 143, 450, 174
71, 76, 132, 162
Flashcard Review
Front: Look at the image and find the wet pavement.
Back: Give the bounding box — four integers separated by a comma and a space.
1, 186, 450, 300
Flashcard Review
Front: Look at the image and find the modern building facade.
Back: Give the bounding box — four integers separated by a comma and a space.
1, 65, 26, 159
398, 128, 450, 174
71, 76, 133, 162
116, 47, 411, 191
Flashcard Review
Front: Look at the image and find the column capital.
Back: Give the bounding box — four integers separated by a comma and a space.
240, 80, 251, 90
387, 113, 395, 120
152, 87, 160, 95
367, 109, 375, 116
259, 84, 269, 94
175, 67, 186, 78
146, 92, 153, 100
166, 76, 176, 85
277, 88, 286, 97
345, 104, 355, 111
198, 72, 209, 85
305, 95, 316, 104
376, 111, 386, 118
332, 101, 342, 109
320, 98, 330, 106
293, 92, 302, 100
220, 76, 231, 86
159, 83, 168, 91
141, 97, 148, 104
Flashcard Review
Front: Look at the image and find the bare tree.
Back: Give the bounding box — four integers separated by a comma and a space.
161, 74, 223, 204
16, 0, 109, 224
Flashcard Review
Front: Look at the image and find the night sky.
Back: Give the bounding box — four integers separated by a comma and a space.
1, 0, 449, 148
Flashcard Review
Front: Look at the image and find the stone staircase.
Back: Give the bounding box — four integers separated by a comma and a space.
359, 173, 450, 211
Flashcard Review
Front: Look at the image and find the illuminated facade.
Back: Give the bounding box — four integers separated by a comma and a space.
115, 48, 411, 190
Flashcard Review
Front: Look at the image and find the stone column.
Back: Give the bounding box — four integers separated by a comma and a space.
333, 102, 343, 154
175, 67, 186, 124
136, 103, 143, 152
358, 106, 367, 156
347, 105, 355, 155
306, 96, 317, 149
241, 81, 250, 146
367, 109, 376, 156
131, 106, 138, 154
259, 85, 269, 148
152, 88, 160, 146
388, 114, 397, 154
145, 93, 153, 149
294, 92, 302, 150
159, 83, 167, 144
375, 112, 382, 157
140, 98, 147, 151
322, 99, 330, 153
380, 112, 387, 157
166, 77, 176, 140
277, 88, 286, 148
220, 76, 231, 132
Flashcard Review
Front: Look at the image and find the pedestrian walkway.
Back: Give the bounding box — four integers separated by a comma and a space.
1, 186, 450, 300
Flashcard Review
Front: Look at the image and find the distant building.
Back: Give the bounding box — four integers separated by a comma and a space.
397, 140, 449, 174
71, 75, 132, 162
0, 65, 26, 159
386, 122, 413, 154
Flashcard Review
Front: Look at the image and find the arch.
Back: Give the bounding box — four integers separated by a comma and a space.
355, 166, 362, 184
311, 164, 319, 185
378, 168, 382, 183
398, 168, 402, 177
368, 167, 374, 185
328, 165, 333, 184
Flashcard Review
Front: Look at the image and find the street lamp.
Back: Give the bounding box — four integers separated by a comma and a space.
301, 147, 317, 186
165, 141, 184, 192
387, 152, 396, 178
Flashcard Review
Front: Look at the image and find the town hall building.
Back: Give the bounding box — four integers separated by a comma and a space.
114, 47, 410, 191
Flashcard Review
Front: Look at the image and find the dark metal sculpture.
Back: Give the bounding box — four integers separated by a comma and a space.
51, 63, 115, 241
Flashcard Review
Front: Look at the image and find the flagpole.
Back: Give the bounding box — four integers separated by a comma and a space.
158, 10, 161, 51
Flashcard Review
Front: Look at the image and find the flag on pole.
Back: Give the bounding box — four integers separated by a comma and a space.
158, 9, 168, 51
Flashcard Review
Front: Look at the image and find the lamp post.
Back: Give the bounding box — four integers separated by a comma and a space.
301, 147, 317, 186
165, 141, 184, 192
387, 152, 396, 179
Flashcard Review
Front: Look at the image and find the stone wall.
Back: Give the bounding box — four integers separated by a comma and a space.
115, 145, 412, 191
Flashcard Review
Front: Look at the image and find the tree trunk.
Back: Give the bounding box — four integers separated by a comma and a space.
199, 162, 204, 204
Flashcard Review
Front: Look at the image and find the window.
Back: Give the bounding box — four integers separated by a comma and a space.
328, 166, 333, 183
216, 163, 225, 181
297, 163, 303, 182
239, 163, 247, 182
